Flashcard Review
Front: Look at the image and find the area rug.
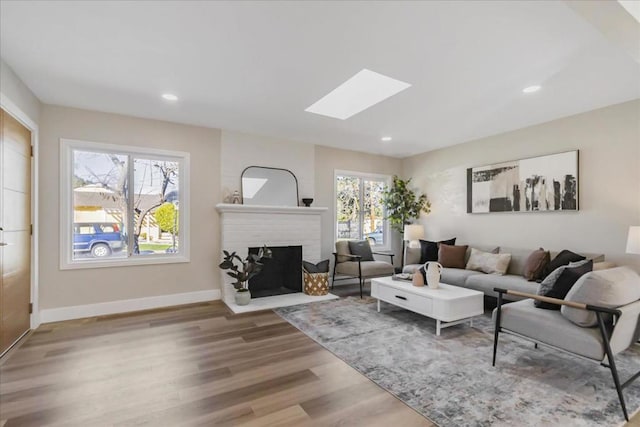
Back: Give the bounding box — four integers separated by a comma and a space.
274, 297, 640, 427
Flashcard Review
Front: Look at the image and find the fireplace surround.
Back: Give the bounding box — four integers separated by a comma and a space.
216, 203, 337, 312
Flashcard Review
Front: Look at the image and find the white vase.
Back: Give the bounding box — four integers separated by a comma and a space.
235, 289, 251, 305
424, 261, 443, 289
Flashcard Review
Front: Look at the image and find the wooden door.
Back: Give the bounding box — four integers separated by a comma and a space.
0, 108, 32, 356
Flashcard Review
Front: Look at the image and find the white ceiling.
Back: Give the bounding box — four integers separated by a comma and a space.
1, 1, 639, 157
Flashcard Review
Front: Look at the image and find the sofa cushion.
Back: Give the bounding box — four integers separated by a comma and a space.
535, 260, 593, 310
405, 247, 422, 265
438, 244, 468, 269
561, 267, 640, 327
419, 238, 456, 263
498, 247, 540, 276
493, 299, 605, 361
522, 248, 550, 281
348, 240, 374, 261
335, 260, 394, 277
440, 268, 484, 287
542, 250, 586, 279
403, 263, 422, 274
466, 274, 537, 299
466, 248, 511, 275
594, 261, 617, 271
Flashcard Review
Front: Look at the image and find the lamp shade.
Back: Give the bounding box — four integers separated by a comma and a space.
403, 224, 425, 242
627, 226, 640, 254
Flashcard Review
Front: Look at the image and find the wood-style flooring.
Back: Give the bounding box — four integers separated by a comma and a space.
0, 301, 431, 427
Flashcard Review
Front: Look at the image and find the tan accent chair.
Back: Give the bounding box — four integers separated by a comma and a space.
332, 240, 394, 298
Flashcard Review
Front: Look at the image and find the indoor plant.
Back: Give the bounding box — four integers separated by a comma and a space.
219, 245, 273, 305
381, 175, 431, 267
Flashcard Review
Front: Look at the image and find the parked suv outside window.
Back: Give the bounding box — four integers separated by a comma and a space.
73, 222, 125, 258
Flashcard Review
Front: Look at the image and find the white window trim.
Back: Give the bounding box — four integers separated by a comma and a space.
333, 169, 391, 251
60, 138, 190, 270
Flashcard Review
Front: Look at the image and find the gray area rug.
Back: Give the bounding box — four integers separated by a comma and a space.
274, 297, 640, 427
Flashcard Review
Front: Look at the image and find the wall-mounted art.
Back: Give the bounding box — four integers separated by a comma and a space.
466, 150, 578, 213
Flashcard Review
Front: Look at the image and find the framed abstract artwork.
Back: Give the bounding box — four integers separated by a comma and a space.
466, 150, 578, 213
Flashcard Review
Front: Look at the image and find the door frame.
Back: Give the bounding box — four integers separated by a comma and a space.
0, 92, 40, 329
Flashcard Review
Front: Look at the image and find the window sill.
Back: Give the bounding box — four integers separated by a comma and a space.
60, 254, 190, 270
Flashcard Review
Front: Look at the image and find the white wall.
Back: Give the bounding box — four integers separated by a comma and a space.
220, 130, 315, 203
39, 105, 222, 310
0, 59, 41, 124
402, 100, 640, 271
315, 145, 404, 266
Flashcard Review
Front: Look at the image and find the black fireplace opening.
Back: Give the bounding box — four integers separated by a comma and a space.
248, 245, 302, 298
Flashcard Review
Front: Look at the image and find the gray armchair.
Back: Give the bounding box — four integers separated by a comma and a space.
492, 288, 640, 422
332, 240, 394, 298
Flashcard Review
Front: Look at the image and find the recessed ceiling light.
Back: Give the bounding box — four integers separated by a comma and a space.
522, 85, 541, 94
305, 69, 411, 120
381, 136, 392, 142
162, 93, 179, 101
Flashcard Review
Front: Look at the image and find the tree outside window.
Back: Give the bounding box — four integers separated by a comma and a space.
336, 172, 389, 247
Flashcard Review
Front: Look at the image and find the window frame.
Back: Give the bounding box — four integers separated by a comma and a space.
333, 169, 391, 251
60, 138, 190, 270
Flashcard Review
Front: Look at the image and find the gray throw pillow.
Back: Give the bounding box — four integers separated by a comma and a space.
536, 260, 591, 309
561, 267, 640, 327
303, 260, 330, 273
348, 240, 374, 261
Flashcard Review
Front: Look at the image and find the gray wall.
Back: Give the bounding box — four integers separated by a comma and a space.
402, 99, 640, 271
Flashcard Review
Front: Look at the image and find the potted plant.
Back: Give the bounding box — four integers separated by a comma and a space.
219, 245, 273, 306
381, 175, 431, 267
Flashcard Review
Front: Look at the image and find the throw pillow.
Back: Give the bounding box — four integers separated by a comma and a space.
523, 248, 551, 281
419, 238, 456, 264
561, 267, 640, 327
303, 260, 330, 273
535, 260, 593, 310
541, 249, 586, 279
465, 248, 511, 275
348, 240, 375, 261
438, 244, 468, 269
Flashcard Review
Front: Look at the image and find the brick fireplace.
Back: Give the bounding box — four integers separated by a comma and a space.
216, 203, 338, 313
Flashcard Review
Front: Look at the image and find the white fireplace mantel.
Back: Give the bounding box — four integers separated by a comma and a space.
216, 202, 333, 313
215, 203, 327, 215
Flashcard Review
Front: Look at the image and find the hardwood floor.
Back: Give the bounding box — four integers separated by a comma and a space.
0, 301, 431, 427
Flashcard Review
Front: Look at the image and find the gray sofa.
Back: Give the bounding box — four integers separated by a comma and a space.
403, 245, 605, 301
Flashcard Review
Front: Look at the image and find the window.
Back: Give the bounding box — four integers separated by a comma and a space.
335, 170, 390, 248
61, 139, 189, 269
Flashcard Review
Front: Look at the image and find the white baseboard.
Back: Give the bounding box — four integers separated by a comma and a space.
39, 289, 221, 324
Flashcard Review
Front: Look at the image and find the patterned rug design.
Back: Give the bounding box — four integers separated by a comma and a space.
275, 297, 640, 427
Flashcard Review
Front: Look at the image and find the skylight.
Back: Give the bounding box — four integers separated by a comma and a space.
305, 69, 411, 120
